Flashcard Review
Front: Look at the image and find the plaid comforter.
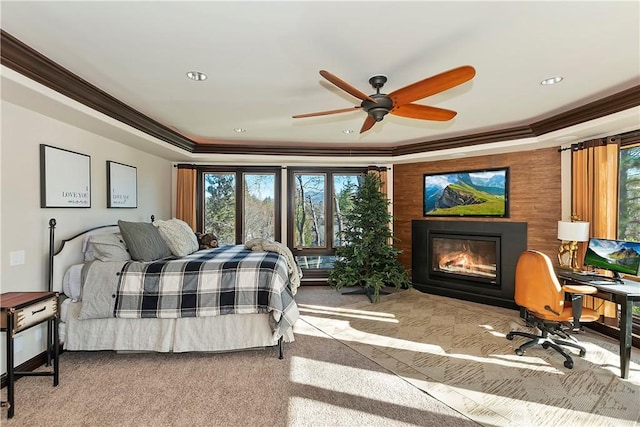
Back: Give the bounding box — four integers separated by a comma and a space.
114, 245, 299, 338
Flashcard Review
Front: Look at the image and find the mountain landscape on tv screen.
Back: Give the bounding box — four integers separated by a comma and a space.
424, 171, 506, 216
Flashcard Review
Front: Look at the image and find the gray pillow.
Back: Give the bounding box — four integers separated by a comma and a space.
118, 220, 172, 262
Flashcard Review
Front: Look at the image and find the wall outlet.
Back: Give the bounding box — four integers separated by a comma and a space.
9, 250, 25, 266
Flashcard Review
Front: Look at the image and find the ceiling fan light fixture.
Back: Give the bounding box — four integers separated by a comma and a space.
540, 76, 563, 85
186, 71, 207, 81
369, 107, 389, 122
362, 94, 393, 122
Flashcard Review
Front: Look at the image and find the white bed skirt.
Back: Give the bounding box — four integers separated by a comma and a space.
60, 299, 294, 353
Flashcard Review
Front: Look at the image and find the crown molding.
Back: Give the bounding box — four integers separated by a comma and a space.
191, 143, 394, 157
529, 85, 640, 136
1, 30, 195, 152
2, 30, 638, 158
392, 126, 536, 156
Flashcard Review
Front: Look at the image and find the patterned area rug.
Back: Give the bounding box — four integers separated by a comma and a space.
299, 288, 640, 427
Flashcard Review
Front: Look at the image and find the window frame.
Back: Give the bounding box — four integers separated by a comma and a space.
617, 141, 640, 337
287, 167, 367, 276
196, 166, 282, 244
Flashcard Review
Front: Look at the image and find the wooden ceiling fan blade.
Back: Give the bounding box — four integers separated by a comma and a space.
320, 70, 377, 103
292, 106, 362, 118
388, 65, 476, 106
360, 116, 376, 133
391, 104, 457, 121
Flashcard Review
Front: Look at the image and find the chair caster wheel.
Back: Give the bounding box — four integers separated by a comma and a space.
515, 348, 524, 356
579, 350, 586, 357
506, 334, 514, 340
542, 342, 550, 349
564, 360, 574, 369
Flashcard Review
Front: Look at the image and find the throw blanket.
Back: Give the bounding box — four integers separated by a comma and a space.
114, 245, 299, 339
245, 238, 303, 294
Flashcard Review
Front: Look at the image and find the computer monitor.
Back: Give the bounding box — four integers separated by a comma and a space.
583, 238, 640, 279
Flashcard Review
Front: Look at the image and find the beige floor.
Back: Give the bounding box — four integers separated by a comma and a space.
299, 286, 640, 427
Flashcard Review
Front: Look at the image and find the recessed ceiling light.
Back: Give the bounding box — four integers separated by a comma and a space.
540, 76, 563, 85
342, 129, 355, 134
233, 128, 246, 133
186, 71, 207, 81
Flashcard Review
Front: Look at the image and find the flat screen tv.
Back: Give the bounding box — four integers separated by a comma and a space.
423, 167, 509, 217
583, 238, 640, 279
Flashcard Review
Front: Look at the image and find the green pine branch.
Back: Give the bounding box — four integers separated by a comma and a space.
328, 173, 411, 302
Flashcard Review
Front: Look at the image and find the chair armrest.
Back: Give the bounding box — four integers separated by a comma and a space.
562, 284, 598, 295
562, 284, 597, 332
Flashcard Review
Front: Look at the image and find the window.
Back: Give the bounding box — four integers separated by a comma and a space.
203, 172, 236, 244
333, 174, 361, 246
243, 173, 277, 241
288, 168, 365, 275
198, 167, 280, 244
618, 144, 640, 322
293, 173, 326, 249
194, 165, 371, 284
618, 144, 640, 242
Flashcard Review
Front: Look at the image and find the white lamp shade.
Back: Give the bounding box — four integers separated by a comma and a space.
557, 221, 590, 242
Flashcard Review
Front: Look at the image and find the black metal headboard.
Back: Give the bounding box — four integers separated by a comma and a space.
47, 215, 155, 292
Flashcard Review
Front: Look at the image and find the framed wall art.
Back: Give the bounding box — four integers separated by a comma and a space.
40, 144, 91, 208
107, 161, 137, 208
423, 167, 509, 217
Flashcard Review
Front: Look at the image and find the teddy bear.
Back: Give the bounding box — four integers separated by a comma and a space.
196, 233, 218, 250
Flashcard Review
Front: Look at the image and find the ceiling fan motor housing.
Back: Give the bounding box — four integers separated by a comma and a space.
362, 94, 393, 122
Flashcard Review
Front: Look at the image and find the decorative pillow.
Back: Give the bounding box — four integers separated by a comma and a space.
118, 220, 172, 262
62, 264, 84, 301
153, 218, 199, 257
84, 233, 131, 262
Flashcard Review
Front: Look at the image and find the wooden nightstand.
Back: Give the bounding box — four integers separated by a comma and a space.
1, 292, 59, 419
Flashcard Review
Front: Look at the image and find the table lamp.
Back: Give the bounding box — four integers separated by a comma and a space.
557, 220, 590, 270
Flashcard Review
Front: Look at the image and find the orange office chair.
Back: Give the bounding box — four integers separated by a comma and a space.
506, 250, 600, 369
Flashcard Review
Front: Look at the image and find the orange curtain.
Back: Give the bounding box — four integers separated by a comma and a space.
571, 137, 620, 320
572, 138, 620, 257
176, 167, 197, 231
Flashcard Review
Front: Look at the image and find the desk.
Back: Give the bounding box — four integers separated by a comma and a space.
556, 271, 640, 379
0, 292, 59, 419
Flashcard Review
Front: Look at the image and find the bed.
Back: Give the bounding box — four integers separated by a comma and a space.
48, 217, 301, 358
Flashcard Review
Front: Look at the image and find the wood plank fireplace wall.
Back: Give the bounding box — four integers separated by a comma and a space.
393, 146, 562, 304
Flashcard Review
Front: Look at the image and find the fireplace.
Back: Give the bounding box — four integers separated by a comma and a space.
430, 234, 500, 286
412, 220, 527, 309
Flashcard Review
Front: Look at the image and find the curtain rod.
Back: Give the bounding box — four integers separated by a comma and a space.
557, 135, 622, 152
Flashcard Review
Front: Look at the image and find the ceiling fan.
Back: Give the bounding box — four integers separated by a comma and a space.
293, 65, 476, 134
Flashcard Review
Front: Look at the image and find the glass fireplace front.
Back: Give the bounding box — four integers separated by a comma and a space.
429, 234, 500, 286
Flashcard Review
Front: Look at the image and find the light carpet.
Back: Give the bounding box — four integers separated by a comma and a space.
1, 288, 478, 426
299, 288, 640, 427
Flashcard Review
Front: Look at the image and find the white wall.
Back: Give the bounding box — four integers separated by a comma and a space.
0, 100, 172, 373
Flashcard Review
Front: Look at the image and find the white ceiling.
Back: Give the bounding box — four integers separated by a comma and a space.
1, 1, 639, 157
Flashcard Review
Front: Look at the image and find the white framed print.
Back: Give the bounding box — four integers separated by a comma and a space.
40, 144, 91, 208
107, 161, 137, 208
